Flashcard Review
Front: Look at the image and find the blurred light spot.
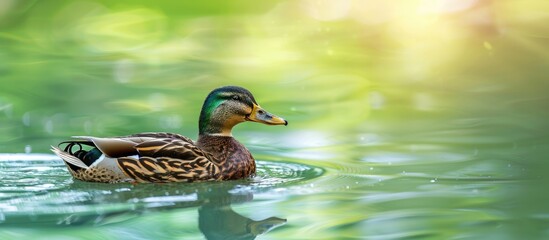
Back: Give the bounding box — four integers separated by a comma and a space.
44, 119, 53, 134
301, 0, 351, 21
0, 103, 12, 117
413, 93, 434, 111
84, 120, 93, 133
0, 0, 14, 18
225, 37, 301, 69
148, 93, 166, 111
358, 133, 380, 146
0, 204, 17, 212
106, 100, 153, 111
280, 130, 331, 148
483, 41, 493, 51
351, 0, 394, 25
159, 115, 182, 129
363, 153, 423, 164
368, 91, 385, 110
22, 112, 31, 126
419, 0, 477, 14
400, 49, 431, 81
24, 145, 31, 154
142, 194, 198, 203
274, 131, 336, 160
114, 59, 134, 83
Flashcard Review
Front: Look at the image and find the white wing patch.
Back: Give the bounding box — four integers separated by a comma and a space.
51, 146, 89, 169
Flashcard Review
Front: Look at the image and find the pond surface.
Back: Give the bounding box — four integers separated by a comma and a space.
1, 0, 549, 239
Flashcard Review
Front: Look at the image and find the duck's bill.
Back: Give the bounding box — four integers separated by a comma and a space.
246, 104, 288, 126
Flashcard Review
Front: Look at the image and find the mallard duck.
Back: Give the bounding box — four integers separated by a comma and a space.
51, 86, 287, 183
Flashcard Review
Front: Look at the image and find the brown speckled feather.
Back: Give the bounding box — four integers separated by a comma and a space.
196, 135, 256, 180
117, 135, 221, 183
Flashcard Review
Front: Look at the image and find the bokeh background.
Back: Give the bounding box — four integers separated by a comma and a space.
1, 0, 549, 239
1, 0, 546, 152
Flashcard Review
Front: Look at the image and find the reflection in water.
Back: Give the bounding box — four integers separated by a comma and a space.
0, 180, 286, 240
198, 188, 286, 240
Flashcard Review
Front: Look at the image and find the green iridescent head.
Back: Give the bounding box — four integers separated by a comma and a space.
198, 86, 287, 136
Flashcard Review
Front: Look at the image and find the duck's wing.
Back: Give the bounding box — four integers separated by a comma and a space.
72, 132, 194, 158
53, 133, 211, 183
127, 132, 194, 144
116, 138, 221, 183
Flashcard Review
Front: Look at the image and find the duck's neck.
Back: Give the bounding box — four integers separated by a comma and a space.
196, 134, 236, 159
196, 134, 256, 180
199, 116, 231, 136
199, 112, 237, 137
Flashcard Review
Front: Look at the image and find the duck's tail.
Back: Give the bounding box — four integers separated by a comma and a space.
51, 145, 134, 183
51, 146, 90, 170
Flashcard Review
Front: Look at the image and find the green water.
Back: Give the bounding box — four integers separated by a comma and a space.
1, 0, 549, 239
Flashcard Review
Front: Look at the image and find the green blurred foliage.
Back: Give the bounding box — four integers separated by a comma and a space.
0, 0, 548, 153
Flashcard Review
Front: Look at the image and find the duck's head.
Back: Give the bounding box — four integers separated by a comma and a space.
199, 86, 287, 136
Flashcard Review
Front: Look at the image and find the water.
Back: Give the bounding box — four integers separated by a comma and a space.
1, 0, 549, 239
0, 155, 321, 238
1, 122, 548, 239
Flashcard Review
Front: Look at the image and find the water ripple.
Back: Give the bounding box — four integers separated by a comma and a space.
0, 154, 325, 219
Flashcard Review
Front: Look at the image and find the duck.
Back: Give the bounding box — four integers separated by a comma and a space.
51, 86, 287, 183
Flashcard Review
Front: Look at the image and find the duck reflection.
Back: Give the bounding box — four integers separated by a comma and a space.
197, 188, 286, 240
54, 181, 285, 239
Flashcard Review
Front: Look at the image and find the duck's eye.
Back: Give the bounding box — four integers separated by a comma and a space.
232, 95, 240, 101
